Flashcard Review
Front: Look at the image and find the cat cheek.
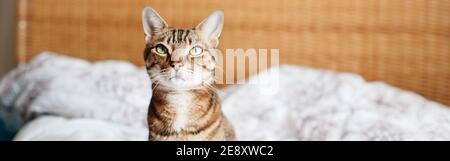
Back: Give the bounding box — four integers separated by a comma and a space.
205, 60, 215, 70
204, 57, 216, 70
201, 55, 215, 70
145, 59, 153, 69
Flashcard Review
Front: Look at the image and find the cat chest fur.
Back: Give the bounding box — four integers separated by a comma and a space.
147, 89, 235, 141
166, 92, 192, 132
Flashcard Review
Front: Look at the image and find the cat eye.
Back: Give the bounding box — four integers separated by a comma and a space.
154, 44, 168, 55
189, 46, 203, 57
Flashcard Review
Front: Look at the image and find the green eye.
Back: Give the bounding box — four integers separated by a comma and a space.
189, 46, 203, 57
155, 44, 168, 55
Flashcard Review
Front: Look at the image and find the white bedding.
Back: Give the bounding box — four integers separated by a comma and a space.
1, 52, 449, 141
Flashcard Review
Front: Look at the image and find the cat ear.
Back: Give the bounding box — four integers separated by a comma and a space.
196, 11, 224, 46
142, 7, 168, 42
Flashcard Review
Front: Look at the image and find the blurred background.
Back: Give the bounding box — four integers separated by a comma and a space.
0, 0, 449, 140
0, 0, 16, 140
0, 0, 16, 77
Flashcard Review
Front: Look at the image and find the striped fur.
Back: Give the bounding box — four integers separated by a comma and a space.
142, 8, 235, 141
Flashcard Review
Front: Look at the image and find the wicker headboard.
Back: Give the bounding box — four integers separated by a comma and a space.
16, 0, 450, 105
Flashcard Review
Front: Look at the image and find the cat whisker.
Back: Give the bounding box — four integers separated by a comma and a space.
179, 69, 194, 74
152, 80, 163, 92
149, 72, 170, 79
201, 80, 220, 93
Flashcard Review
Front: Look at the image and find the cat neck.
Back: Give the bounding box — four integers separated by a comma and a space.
149, 85, 221, 134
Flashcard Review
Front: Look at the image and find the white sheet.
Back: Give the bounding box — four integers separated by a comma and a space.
1, 52, 449, 140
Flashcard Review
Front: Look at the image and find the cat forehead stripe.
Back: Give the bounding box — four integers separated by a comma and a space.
164, 29, 193, 44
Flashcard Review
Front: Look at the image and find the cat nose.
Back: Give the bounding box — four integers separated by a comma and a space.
171, 63, 183, 70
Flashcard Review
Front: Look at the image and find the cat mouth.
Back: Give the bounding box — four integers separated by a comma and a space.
168, 69, 189, 81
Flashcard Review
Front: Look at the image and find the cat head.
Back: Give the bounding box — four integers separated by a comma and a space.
142, 7, 223, 90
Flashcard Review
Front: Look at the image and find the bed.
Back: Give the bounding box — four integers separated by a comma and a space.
1, 52, 449, 140
1, 0, 449, 140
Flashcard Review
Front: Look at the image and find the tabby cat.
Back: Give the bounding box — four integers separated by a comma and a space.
141, 7, 236, 141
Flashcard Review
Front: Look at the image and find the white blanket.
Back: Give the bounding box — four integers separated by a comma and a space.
1, 52, 449, 140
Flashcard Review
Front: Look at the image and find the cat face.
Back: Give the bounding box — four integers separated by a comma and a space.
142, 8, 223, 90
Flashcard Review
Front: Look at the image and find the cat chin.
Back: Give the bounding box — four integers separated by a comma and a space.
157, 79, 204, 91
